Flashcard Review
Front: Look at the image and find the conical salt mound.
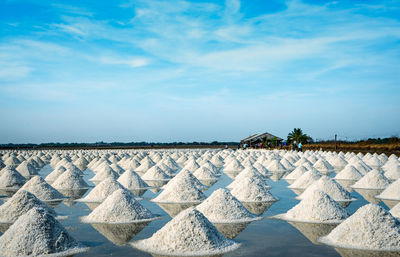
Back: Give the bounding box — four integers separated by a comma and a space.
285, 166, 308, 181
230, 176, 278, 203
193, 166, 218, 181
117, 169, 150, 190
351, 169, 391, 189
81, 189, 158, 224
288, 169, 321, 189
164, 169, 207, 191
223, 159, 244, 173
52, 170, 90, 190
152, 176, 206, 204
313, 159, 334, 174
131, 207, 240, 256
15, 161, 38, 178
319, 204, 400, 250
19, 175, 64, 202
384, 164, 400, 181
227, 169, 270, 190
390, 202, 400, 219
196, 188, 261, 223
77, 178, 126, 203
142, 165, 171, 181
334, 164, 363, 181
266, 159, 287, 173
297, 176, 353, 202
0, 190, 57, 223
274, 190, 349, 223
89, 166, 119, 181
45, 166, 67, 183
0, 208, 88, 257
376, 178, 400, 201
0, 167, 26, 189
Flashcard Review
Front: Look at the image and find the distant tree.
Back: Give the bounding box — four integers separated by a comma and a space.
287, 128, 312, 144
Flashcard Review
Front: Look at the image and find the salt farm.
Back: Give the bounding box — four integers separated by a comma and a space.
0, 149, 399, 257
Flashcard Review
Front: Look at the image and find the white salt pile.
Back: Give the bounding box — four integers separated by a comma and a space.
272, 190, 349, 223
19, 175, 65, 202
390, 202, 400, 219
0, 190, 58, 223
152, 175, 206, 204
297, 176, 354, 202
266, 160, 287, 173
227, 168, 270, 190
376, 178, 400, 201
351, 169, 391, 189
313, 159, 335, 174
230, 176, 278, 203
45, 166, 67, 183
89, 166, 119, 181
117, 169, 150, 190
193, 166, 219, 181
52, 169, 90, 190
182, 159, 201, 173
334, 164, 363, 181
0, 167, 26, 189
288, 169, 322, 189
131, 207, 240, 256
15, 161, 38, 178
164, 169, 207, 191
81, 189, 158, 224
142, 165, 171, 181
384, 164, 400, 181
319, 204, 400, 250
77, 178, 126, 203
196, 188, 261, 223
0, 208, 88, 257
284, 166, 308, 181
223, 159, 245, 173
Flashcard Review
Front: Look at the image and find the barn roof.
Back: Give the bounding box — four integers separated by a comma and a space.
240, 132, 283, 143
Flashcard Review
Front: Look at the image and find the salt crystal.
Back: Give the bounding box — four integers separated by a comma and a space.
351, 169, 391, 189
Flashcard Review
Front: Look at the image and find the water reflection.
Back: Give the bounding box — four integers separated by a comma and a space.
0, 189, 18, 197
146, 181, 168, 193
287, 222, 337, 245
156, 202, 199, 217
91, 222, 150, 246
130, 188, 148, 197
269, 172, 287, 182
335, 247, 400, 257
199, 179, 218, 187
242, 201, 276, 215
353, 189, 383, 204
152, 254, 222, 257
223, 170, 241, 179
214, 222, 250, 239
0, 223, 12, 233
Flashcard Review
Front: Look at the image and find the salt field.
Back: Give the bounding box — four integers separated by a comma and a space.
0, 149, 400, 257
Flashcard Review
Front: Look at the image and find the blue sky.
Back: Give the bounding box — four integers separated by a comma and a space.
0, 0, 399, 143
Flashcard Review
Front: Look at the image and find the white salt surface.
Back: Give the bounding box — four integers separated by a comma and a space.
0, 190, 57, 223
319, 204, 400, 250
196, 188, 261, 223
351, 169, 391, 189
0, 208, 88, 257
334, 165, 363, 181
390, 202, 400, 219
230, 176, 278, 203
117, 169, 150, 189
89, 166, 119, 181
0, 167, 26, 189
45, 166, 67, 182
288, 169, 322, 189
77, 178, 126, 203
163, 169, 207, 191
131, 207, 240, 256
273, 190, 349, 223
152, 175, 206, 203
19, 175, 65, 202
193, 166, 218, 181
285, 166, 308, 181
16, 161, 38, 178
297, 176, 354, 202
51, 169, 90, 190
376, 178, 400, 200
81, 189, 158, 224
227, 169, 271, 190
142, 165, 171, 181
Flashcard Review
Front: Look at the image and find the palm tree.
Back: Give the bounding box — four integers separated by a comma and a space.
287, 128, 312, 144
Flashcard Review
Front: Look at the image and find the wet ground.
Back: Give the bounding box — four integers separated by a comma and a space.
1, 165, 397, 257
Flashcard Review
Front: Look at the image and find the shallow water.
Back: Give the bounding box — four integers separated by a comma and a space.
1, 165, 393, 257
